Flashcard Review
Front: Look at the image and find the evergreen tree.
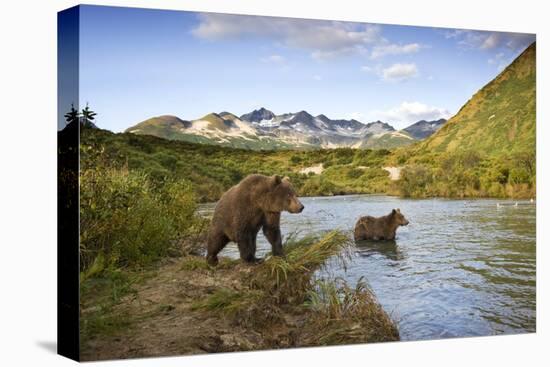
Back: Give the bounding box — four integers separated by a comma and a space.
81, 102, 97, 127
64, 103, 80, 126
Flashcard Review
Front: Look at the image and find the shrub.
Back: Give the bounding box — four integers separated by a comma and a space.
398, 164, 433, 197
80, 166, 197, 273
346, 168, 364, 179
300, 176, 339, 196
509, 167, 531, 185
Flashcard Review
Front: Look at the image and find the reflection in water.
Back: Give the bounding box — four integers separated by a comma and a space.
199, 195, 536, 341
355, 240, 404, 261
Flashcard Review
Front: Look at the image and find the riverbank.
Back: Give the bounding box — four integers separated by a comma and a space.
80, 231, 399, 361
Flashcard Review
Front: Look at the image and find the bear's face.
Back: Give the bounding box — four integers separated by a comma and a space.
267, 175, 304, 214
391, 209, 409, 226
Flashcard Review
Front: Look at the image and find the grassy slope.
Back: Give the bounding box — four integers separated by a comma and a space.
386, 43, 536, 199
413, 42, 535, 157
365, 131, 415, 149
81, 128, 393, 202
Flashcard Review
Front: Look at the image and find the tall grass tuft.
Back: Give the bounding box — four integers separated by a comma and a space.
303, 277, 400, 344
248, 230, 352, 304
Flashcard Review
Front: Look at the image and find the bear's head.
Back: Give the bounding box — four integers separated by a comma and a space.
267, 175, 304, 214
391, 208, 409, 226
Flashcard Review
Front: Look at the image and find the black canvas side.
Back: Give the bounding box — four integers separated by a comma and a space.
57, 5, 80, 362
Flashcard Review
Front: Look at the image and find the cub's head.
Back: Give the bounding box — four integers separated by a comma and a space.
267, 175, 304, 214
391, 208, 409, 226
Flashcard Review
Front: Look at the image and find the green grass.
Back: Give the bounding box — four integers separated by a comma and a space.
413, 43, 535, 157
189, 230, 398, 342
80, 128, 393, 202
79, 267, 144, 343
387, 43, 536, 199
302, 278, 399, 344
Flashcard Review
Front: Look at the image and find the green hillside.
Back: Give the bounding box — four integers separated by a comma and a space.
364, 131, 415, 149
391, 42, 536, 198
124, 115, 190, 140
81, 128, 393, 203
414, 42, 535, 156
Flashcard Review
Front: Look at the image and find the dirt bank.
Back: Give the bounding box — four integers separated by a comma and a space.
383, 166, 402, 180
80, 232, 399, 361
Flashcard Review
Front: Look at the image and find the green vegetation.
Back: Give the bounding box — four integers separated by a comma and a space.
190, 231, 398, 343
363, 131, 415, 149
415, 44, 535, 157
81, 128, 393, 202
394, 149, 535, 198
391, 43, 536, 199
80, 232, 398, 359
76, 40, 535, 359
79, 163, 200, 274
304, 278, 399, 344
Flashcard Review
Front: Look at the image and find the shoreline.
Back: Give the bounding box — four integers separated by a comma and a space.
198, 192, 537, 205
80, 232, 399, 360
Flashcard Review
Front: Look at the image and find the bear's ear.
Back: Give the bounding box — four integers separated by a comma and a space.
272, 175, 282, 186
392, 209, 397, 215
396, 208, 401, 213
282, 176, 290, 183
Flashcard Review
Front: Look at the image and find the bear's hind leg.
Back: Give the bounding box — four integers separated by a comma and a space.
206, 231, 229, 266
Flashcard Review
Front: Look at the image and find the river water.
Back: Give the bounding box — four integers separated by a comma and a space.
198, 195, 536, 341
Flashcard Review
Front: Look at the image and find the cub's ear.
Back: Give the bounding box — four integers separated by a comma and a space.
272, 175, 282, 186
396, 208, 401, 213
282, 176, 290, 183
392, 209, 397, 215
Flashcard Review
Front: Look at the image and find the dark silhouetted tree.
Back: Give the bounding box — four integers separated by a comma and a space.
64, 103, 80, 126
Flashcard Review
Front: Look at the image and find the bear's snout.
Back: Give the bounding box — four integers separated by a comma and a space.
288, 199, 304, 213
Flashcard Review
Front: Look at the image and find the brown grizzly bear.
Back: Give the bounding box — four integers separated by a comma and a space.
354, 209, 409, 241
206, 174, 304, 266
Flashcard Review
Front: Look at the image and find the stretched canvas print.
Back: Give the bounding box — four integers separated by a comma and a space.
58, 4, 536, 362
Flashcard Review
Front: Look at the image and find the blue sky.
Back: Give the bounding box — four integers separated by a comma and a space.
63, 5, 535, 131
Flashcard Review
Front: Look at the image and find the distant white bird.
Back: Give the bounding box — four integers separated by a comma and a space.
497, 203, 501, 208
530, 198, 534, 203
515, 202, 519, 207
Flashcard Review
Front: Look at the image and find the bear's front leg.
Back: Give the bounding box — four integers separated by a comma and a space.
238, 233, 262, 264
263, 213, 284, 257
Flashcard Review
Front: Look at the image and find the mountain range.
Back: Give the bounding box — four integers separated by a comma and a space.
125, 108, 446, 150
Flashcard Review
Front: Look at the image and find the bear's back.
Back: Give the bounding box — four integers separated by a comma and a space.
359, 215, 391, 237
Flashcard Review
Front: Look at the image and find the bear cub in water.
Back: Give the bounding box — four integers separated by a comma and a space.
354, 209, 409, 241
206, 174, 304, 266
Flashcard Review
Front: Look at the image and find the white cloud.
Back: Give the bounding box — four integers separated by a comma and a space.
360, 65, 373, 73
444, 29, 466, 39
488, 52, 511, 71
260, 54, 286, 64
488, 52, 504, 64
192, 14, 385, 59
370, 43, 421, 59
449, 30, 535, 51
374, 101, 452, 127
381, 63, 418, 82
